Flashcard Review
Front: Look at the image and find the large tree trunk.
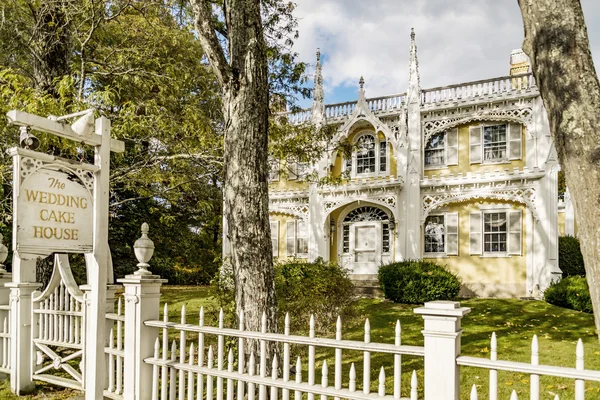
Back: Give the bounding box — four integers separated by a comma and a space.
192, 0, 278, 358
519, 0, 600, 339
30, 0, 72, 95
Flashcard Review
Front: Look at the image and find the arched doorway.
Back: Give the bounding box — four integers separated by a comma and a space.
338, 205, 392, 274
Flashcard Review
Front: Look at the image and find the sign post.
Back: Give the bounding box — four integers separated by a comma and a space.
5, 110, 123, 397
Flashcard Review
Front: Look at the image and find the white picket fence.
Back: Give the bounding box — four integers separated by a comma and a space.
1, 224, 599, 399
133, 301, 600, 400
144, 306, 423, 400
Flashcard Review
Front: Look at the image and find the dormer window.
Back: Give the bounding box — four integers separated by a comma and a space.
356, 135, 376, 174
345, 132, 388, 178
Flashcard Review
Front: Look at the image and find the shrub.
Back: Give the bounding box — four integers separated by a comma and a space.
275, 258, 357, 333
559, 236, 585, 277
544, 276, 592, 313
213, 258, 358, 334
378, 260, 461, 304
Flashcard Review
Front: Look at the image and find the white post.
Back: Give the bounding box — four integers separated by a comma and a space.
0, 238, 12, 378
119, 223, 166, 400
84, 116, 111, 399
414, 301, 470, 400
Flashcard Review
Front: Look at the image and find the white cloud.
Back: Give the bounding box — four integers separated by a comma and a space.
292, 0, 600, 103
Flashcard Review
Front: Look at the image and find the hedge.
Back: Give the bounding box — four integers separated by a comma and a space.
544, 276, 592, 313
378, 260, 461, 304
559, 236, 585, 277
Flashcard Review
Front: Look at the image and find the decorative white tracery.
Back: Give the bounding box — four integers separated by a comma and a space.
269, 197, 309, 220
422, 99, 535, 145
20, 157, 95, 192
422, 184, 538, 221
344, 206, 389, 222
320, 185, 398, 220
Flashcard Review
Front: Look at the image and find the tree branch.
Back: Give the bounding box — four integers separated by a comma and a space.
189, 0, 231, 88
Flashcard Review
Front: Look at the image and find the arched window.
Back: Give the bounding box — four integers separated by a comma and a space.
342, 206, 391, 254
356, 135, 376, 174
344, 132, 388, 177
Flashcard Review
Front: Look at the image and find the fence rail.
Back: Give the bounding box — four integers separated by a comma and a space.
144, 306, 421, 400
457, 333, 589, 400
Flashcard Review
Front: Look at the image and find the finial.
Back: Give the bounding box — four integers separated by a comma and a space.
411, 28, 415, 40
316, 48, 321, 63
359, 76, 364, 89
133, 222, 154, 276
0, 233, 8, 274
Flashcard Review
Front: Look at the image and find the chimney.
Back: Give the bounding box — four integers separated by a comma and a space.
510, 49, 531, 76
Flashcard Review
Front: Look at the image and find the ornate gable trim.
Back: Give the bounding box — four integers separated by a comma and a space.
422, 99, 535, 145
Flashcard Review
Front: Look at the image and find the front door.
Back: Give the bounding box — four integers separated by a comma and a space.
349, 221, 381, 274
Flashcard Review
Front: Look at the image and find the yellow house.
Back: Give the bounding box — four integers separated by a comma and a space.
260, 31, 562, 298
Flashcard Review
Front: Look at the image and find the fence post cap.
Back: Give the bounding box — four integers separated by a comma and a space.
414, 301, 471, 317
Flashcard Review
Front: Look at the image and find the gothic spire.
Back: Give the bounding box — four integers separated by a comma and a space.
311, 48, 325, 125
407, 28, 421, 104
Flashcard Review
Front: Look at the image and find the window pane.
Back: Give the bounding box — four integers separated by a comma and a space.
382, 223, 390, 253
296, 220, 308, 255
379, 141, 387, 172
424, 215, 445, 253
483, 212, 507, 252
425, 133, 445, 166
343, 225, 350, 253
483, 125, 507, 161
356, 135, 376, 174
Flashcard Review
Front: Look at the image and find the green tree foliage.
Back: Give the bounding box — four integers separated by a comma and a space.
0, 1, 223, 282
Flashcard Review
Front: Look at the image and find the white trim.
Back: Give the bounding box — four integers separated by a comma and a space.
479, 204, 512, 210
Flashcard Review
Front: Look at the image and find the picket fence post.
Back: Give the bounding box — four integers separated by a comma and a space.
118, 223, 166, 400
414, 301, 470, 400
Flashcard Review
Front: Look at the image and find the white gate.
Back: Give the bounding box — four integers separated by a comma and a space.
31, 254, 86, 390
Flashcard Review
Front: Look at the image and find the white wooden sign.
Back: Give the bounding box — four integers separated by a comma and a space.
17, 167, 93, 254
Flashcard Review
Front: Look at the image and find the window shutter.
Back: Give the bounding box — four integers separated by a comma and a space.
470, 212, 482, 255
270, 221, 279, 257
286, 221, 296, 256
446, 128, 459, 166
288, 162, 298, 180
446, 212, 459, 255
508, 210, 522, 255
509, 123, 522, 160
469, 126, 482, 164
269, 159, 280, 182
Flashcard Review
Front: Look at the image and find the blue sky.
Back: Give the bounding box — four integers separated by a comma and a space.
291, 0, 600, 109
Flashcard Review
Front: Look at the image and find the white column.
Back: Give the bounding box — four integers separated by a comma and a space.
308, 185, 322, 261
8, 251, 40, 394
565, 189, 575, 236
84, 116, 111, 399
119, 275, 165, 400
414, 301, 470, 400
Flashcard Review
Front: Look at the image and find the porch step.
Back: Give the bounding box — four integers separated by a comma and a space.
351, 278, 383, 298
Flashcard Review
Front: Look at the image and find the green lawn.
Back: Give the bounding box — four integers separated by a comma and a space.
1, 286, 599, 399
